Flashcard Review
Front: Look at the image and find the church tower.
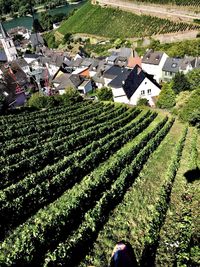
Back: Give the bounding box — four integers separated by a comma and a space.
0, 21, 18, 62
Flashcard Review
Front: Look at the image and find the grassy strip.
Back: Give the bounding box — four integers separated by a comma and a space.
140, 125, 188, 267
43, 118, 174, 267
0, 114, 166, 266
155, 127, 199, 266
79, 120, 185, 267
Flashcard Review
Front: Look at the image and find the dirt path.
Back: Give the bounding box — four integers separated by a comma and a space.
96, 0, 200, 22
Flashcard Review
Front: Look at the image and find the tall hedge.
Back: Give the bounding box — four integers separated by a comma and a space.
156, 83, 176, 109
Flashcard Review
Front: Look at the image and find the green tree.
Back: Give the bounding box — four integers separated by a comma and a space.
39, 12, 53, 31
61, 87, 83, 105
172, 72, 191, 94
179, 89, 200, 124
156, 83, 176, 109
186, 69, 200, 91
62, 33, 72, 45
97, 87, 113, 101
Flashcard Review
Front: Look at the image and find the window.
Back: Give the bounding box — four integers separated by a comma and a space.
147, 89, 151, 95
141, 90, 145, 95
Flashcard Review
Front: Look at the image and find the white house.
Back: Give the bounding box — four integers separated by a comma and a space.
108, 65, 161, 106
142, 49, 168, 83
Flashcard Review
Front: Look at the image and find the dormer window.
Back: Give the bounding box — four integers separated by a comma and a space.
172, 63, 177, 68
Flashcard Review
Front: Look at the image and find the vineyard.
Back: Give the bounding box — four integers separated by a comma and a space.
58, 2, 200, 39
0, 101, 199, 266
132, 0, 200, 7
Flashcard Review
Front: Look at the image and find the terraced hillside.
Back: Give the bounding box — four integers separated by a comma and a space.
132, 0, 200, 6
0, 101, 199, 266
58, 2, 200, 39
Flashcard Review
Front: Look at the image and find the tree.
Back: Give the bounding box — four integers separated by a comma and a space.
179, 89, 200, 124
156, 83, 176, 109
61, 87, 83, 105
172, 72, 190, 94
39, 12, 53, 31
186, 69, 200, 91
97, 87, 113, 101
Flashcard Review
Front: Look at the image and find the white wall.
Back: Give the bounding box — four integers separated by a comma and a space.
130, 77, 161, 106
112, 87, 125, 98
142, 53, 168, 83
114, 95, 129, 104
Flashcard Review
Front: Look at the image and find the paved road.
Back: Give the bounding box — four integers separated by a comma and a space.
97, 0, 200, 22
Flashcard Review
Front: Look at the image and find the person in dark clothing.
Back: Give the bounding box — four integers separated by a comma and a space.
110, 240, 138, 267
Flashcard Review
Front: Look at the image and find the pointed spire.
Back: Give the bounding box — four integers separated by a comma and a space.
0, 21, 9, 39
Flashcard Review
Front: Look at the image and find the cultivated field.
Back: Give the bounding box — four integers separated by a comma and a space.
0, 101, 199, 266
58, 2, 200, 39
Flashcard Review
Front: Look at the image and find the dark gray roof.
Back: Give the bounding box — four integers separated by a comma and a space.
53, 73, 83, 90
80, 58, 94, 68
109, 65, 160, 100
89, 59, 100, 71
30, 33, 44, 47
71, 58, 83, 68
162, 57, 182, 73
142, 50, 164, 65
15, 58, 29, 68
107, 54, 118, 63
24, 53, 40, 59
108, 68, 131, 88
103, 65, 124, 79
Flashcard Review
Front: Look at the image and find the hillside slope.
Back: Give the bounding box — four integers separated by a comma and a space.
0, 102, 199, 266
57, 2, 199, 38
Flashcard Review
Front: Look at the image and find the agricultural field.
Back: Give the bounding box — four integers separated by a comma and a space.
58, 2, 200, 39
0, 101, 199, 266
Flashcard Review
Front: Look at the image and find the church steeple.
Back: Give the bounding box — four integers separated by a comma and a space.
0, 21, 18, 62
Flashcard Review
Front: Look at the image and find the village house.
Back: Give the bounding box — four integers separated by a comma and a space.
108, 65, 161, 106
162, 57, 183, 81
142, 49, 168, 83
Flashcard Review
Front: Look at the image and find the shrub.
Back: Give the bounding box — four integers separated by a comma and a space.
96, 87, 113, 101
27, 93, 57, 109
137, 98, 149, 106
156, 83, 176, 109
61, 87, 83, 105
179, 89, 200, 124
186, 69, 200, 91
